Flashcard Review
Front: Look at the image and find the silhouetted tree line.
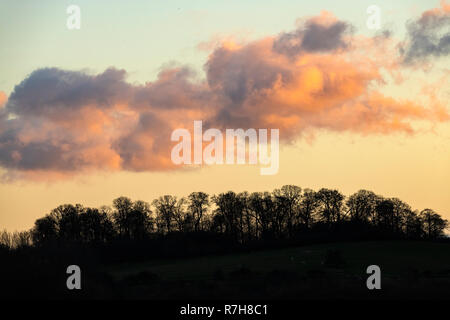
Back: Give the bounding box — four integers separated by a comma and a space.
0, 186, 449, 300
1, 186, 448, 252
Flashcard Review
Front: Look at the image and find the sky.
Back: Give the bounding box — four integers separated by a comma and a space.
0, 0, 449, 232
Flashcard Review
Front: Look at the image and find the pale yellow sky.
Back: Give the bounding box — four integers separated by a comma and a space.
1, 0, 449, 232
1, 126, 449, 232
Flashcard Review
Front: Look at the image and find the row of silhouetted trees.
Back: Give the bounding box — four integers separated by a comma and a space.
1, 186, 448, 249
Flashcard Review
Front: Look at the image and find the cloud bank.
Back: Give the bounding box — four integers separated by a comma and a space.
0, 8, 449, 180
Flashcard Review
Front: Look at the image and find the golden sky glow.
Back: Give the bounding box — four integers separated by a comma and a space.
0, 1, 449, 231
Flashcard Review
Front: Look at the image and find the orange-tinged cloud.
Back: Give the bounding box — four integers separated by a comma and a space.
0, 91, 7, 108
0, 8, 448, 180
421, 0, 450, 19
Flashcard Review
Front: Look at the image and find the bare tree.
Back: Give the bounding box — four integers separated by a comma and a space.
299, 189, 319, 229
316, 188, 344, 225
187, 192, 210, 232
346, 190, 379, 223
273, 185, 302, 237
420, 208, 448, 238
152, 195, 181, 234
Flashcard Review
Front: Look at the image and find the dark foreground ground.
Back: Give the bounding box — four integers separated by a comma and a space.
103, 241, 450, 299
2, 240, 450, 299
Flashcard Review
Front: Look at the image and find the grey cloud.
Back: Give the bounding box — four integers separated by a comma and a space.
206, 45, 292, 107
6, 68, 132, 116
132, 67, 211, 110
273, 20, 352, 57
401, 11, 450, 64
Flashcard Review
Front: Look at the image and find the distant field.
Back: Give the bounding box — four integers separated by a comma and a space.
108, 241, 450, 281
101, 241, 450, 299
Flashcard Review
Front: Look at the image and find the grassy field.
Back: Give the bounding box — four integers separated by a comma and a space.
108, 241, 450, 280
102, 241, 450, 299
